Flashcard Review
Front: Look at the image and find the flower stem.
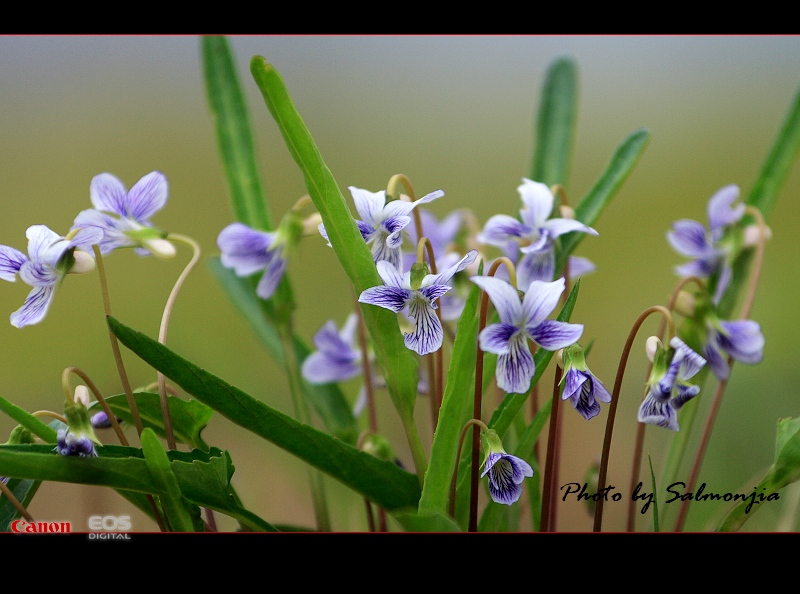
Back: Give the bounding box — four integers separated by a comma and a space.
540, 364, 563, 531
92, 245, 145, 438
0, 479, 34, 522
62, 366, 128, 446
625, 276, 705, 531
450, 418, 490, 519
469, 257, 517, 532
157, 234, 201, 450
593, 305, 674, 532
672, 207, 767, 531
357, 430, 387, 531
352, 291, 379, 435
277, 320, 331, 532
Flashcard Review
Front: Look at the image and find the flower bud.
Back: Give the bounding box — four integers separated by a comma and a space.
73, 385, 91, 407
559, 204, 576, 220
67, 250, 96, 275
674, 290, 696, 318
645, 336, 662, 362
743, 223, 771, 247
302, 212, 323, 237
143, 238, 176, 260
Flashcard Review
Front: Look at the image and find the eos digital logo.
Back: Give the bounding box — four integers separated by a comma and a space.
88, 515, 132, 531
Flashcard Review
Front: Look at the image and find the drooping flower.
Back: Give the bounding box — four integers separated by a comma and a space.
358, 250, 478, 356
478, 178, 597, 291
55, 399, 102, 458
470, 275, 583, 394
0, 225, 102, 328
638, 336, 707, 431
217, 222, 291, 301
667, 184, 745, 304
72, 171, 175, 259
560, 343, 612, 420
319, 186, 444, 270
703, 317, 764, 381
480, 429, 534, 505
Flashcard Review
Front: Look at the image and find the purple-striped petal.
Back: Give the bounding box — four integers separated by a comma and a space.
424, 249, 477, 287
349, 187, 386, 227
90, 172, 128, 214
404, 295, 443, 355
470, 275, 523, 326
495, 334, 535, 394
359, 285, 409, 313
517, 179, 554, 229
217, 223, 273, 276
638, 391, 680, 431
541, 217, 598, 239
670, 337, 707, 380
522, 278, 565, 328
126, 171, 168, 222
375, 260, 405, 288
0, 245, 26, 282
529, 319, 583, 351
667, 220, 710, 258
478, 322, 518, 355
707, 184, 744, 233
478, 215, 530, 247
671, 383, 700, 410
10, 285, 55, 328
482, 453, 533, 505
717, 320, 764, 365
383, 189, 444, 220
517, 249, 556, 289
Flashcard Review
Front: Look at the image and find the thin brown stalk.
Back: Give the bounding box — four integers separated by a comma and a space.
540, 364, 563, 532
593, 305, 674, 532
62, 366, 128, 446
0, 479, 34, 522
449, 418, 490, 519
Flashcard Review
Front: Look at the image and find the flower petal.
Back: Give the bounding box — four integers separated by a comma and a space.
667, 220, 710, 258
707, 184, 744, 233
478, 214, 530, 247
126, 171, 168, 222
529, 319, 583, 351
349, 187, 386, 227
255, 251, 287, 300
375, 260, 405, 288
301, 350, 362, 384
217, 222, 273, 276
522, 278, 565, 328
10, 285, 55, 328
568, 255, 597, 279
359, 285, 409, 313
424, 249, 477, 287
637, 390, 679, 431
717, 320, 764, 365
495, 334, 535, 394
703, 340, 731, 381
478, 322, 518, 355
470, 275, 523, 326
541, 217, 598, 239
404, 294, 443, 355
517, 178, 554, 229
516, 248, 555, 289
0, 245, 27, 282
90, 172, 128, 214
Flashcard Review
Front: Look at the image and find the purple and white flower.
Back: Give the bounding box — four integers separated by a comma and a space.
667, 184, 745, 304
703, 317, 764, 381
638, 337, 707, 431
0, 225, 102, 328
217, 222, 288, 301
479, 178, 597, 291
72, 171, 174, 259
560, 344, 612, 421
358, 250, 478, 356
55, 428, 98, 458
480, 429, 534, 505
470, 275, 583, 394
319, 186, 444, 271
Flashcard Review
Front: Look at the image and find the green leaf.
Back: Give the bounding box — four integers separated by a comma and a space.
90, 392, 213, 451
208, 257, 357, 444
107, 316, 422, 511
0, 395, 57, 443
531, 56, 578, 187
555, 128, 651, 275
247, 58, 424, 475
201, 35, 271, 230
418, 279, 482, 514
0, 443, 276, 532
0, 478, 41, 532
392, 508, 463, 532
140, 428, 196, 532
648, 455, 659, 532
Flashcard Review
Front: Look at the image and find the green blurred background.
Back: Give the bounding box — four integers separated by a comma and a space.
0, 35, 798, 532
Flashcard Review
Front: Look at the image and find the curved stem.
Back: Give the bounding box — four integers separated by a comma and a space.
62, 366, 128, 446
157, 234, 201, 450
92, 245, 144, 438
626, 276, 705, 531
540, 363, 563, 532
673, 207, 767, 531
32, 410, 68, 424
593, 305, 674, 532
449, 418, 490, 519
